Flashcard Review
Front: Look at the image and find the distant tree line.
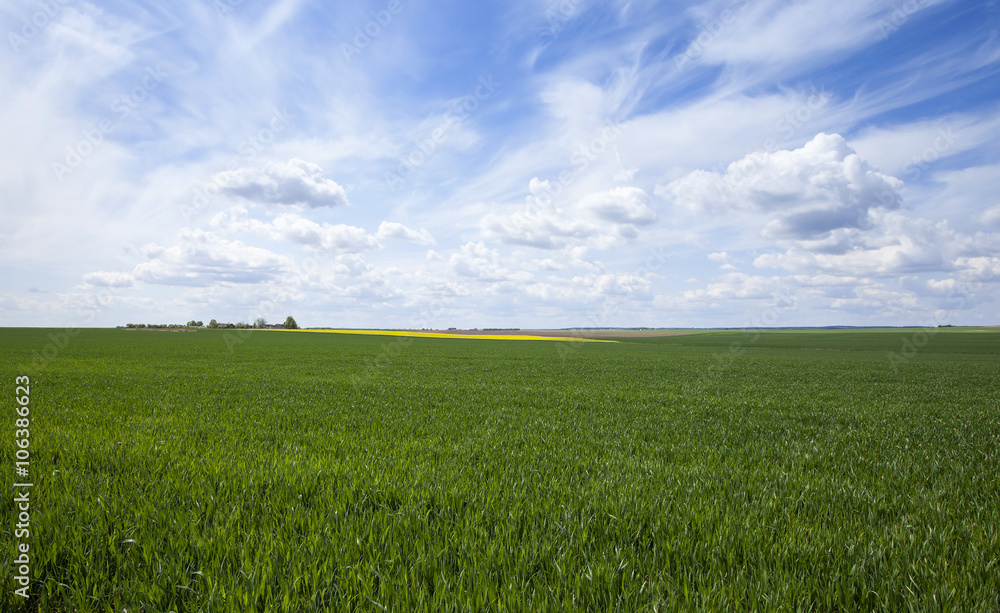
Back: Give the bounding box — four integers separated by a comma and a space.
125, 322, 203, 329
124, 316, 299, 330
206, 320, 253, 329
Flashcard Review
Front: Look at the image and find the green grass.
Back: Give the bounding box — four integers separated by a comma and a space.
614, 327, 1000, 352
2, 328, 999, 611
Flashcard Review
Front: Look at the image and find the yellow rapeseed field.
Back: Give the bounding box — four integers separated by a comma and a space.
274, 329, 617, 342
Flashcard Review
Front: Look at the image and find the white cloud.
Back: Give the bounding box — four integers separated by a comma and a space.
450, 241, 512, 282
680, 273, 787, 303
827, 284, 920, 313
682, 0, 950, 77
82, 271, 134, 288
131, 229, 290, 286
522, 270, 652, 304
752, 211, 964, 276
579, 187, 656, 226
482, 183, 655, 249
657, 133, 903, 240
953, 256, 1000, 282
210, 158, 349, 208
271, 214, 378, 252
707, 251, 738, 271
981, 205, 1000, 229
210, 206, 271, 234
376, 221, 436, 245
848, 115, 987, 180
211, 206, 379, 253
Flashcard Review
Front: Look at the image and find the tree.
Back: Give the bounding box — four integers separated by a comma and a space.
284, 316, 299, 330
208, 319, 218, 328
253, 317, 267, 329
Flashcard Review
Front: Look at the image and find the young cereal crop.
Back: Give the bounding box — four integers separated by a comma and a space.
1, 327, 998, 611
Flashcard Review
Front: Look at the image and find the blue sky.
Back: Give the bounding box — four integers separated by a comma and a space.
2, 0, 999, 329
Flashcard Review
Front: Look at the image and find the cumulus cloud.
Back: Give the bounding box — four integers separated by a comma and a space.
480, 189, 588, 249
953, 256, 1000, 282
752, 211, 960, 276
376, 221, 437, 245
707, 251, 737, 271
210, 158, 349, 208
657, 133, 903, 240
131, 230, 289, 286
680, 273, 788, 303
827, 285, 921, 313
659, 129, 1000, 286
580, 187, 657, 225
210, 206, 271, 234
522, 271, 652, 303
578, 271, 652, 297
482, 184, 656, 249
271, 215, 378, 252
82, 271, 134, 287
981, 204, 1000, 229
211, 206, 379, 253
450, 241, 510, 281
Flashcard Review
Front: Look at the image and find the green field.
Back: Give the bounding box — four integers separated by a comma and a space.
2, 327, 999, 611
